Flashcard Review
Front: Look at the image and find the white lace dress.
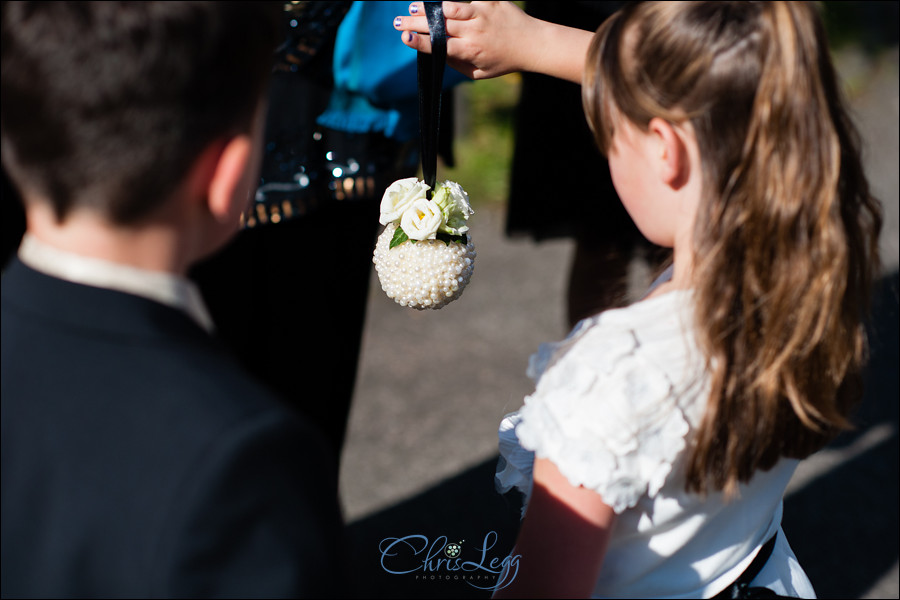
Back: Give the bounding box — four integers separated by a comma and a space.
496, 290, 816, 598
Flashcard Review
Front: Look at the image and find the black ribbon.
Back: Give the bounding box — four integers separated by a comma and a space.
417, 1, 447, 198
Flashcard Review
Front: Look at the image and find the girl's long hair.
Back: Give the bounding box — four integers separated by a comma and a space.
583, 1, 882, 496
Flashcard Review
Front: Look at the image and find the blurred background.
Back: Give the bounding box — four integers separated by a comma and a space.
338, 2, 899, 598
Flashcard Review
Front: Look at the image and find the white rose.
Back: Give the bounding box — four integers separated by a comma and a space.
379, 177, 430, 225
433, 180, 474, 235
400, 198, 444, 240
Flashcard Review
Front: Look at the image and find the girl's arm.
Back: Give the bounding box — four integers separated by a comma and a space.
394, 1, 593, 84
494, 457, 615, 598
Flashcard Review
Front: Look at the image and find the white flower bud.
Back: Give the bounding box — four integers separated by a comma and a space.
433, 180, 474, 235
400, 198, 444, 241
379, 177, 430, 225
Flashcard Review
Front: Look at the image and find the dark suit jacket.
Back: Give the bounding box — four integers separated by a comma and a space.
1, 259, 345, 598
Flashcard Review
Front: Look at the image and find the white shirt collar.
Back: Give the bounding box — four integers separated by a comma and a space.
17, 234, 215, 334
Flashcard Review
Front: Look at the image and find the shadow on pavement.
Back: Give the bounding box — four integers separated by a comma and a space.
345, 457, 521, 599
783, 270, 899, 599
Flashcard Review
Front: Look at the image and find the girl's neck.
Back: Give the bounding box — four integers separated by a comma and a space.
670, 240, 695, 288
645, 226, 695, 300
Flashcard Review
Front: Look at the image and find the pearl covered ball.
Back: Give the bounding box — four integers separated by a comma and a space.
373, 222, 476, 310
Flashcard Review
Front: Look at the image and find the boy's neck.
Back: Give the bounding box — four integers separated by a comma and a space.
24, 202, 196, 276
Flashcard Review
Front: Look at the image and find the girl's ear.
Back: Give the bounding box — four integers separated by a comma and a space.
648, 117, 689, 190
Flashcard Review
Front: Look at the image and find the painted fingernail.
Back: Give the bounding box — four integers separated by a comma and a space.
406, 31, 415, 43
394, 16, 402, 28
410, 3, 419, 14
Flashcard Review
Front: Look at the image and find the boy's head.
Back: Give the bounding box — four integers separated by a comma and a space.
1, 1, 281, 227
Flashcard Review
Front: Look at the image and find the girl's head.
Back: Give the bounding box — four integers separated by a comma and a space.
584, 1, 764, 200
584, 1, 882, 496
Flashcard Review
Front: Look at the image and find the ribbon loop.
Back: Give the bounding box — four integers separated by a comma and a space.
417, 1, 447, 198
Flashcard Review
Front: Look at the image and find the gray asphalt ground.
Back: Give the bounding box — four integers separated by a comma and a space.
338, 46, 899, 598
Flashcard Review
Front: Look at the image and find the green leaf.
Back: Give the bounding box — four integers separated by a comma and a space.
436, 232, 467, 246
389, 226, 409, 249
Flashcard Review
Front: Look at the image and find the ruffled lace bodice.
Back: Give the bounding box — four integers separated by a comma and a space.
496, 290, 707, 514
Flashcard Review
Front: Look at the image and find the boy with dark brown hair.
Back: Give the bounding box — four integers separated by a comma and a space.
1, 3, 344, 596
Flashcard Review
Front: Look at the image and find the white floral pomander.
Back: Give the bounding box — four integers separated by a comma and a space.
373, 178, 476, 309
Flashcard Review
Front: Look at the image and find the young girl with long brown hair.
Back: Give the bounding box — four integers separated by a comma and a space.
396, 1, 882, 597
